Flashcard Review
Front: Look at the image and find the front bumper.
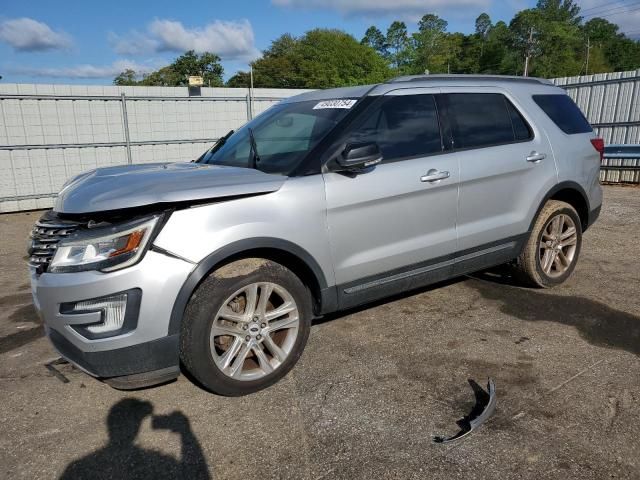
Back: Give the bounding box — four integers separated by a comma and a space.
31, 250, 193, 380
47, 327, 180, 380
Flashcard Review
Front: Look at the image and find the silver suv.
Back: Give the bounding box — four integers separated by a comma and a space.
29, 75, 603, 395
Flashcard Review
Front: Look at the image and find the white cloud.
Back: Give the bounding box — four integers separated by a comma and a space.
108, 31, 157, 56
0, 17, 72, 52
272, 0, 490, 19
110, 19, 259, 60
11, 60, 157, 79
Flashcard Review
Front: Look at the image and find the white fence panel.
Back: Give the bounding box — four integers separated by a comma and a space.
0, 84, 309, 212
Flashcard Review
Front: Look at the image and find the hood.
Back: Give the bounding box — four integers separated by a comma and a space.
54, 162, 286, 214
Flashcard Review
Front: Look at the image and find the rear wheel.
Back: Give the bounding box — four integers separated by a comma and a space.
180, 258, 312, 396
515, 200, 582, 288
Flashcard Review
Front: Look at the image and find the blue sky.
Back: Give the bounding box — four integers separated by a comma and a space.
0, 0, 637, 84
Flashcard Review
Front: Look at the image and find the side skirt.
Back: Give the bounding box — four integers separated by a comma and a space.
336, 234, 527, 311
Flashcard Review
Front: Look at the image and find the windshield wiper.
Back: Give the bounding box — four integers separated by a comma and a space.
195, 130, 234, 162
248, 127, 261, 169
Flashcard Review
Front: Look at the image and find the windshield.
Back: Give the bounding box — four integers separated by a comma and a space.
198, 99, 357, 175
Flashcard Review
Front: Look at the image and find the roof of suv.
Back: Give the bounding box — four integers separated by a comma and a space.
283, 74, 560, 104
387, 74, 554, 85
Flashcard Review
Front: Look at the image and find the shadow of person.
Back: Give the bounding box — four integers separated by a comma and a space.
60, 398, 210, 480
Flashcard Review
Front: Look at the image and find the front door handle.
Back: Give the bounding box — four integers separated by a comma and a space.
526, 151, 547, 163
421, 169, 450, 183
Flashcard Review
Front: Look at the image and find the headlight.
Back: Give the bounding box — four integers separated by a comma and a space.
50, 215, 161, 273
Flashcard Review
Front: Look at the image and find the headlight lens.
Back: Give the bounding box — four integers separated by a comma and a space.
50, 215, 160, 273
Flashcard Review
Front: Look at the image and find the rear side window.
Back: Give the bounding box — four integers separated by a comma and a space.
532, 94, 592, 134
348, 94, 442, 161
445, 93, 532, 150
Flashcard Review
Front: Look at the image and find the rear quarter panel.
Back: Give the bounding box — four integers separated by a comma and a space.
510, 84, 602, 225
530, 90, 603, 212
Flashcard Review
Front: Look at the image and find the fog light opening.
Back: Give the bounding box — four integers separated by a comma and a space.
72, 293, 128, 334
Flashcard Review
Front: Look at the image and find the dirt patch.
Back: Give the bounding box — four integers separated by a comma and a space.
0, 292, 32, 308
214, 258, 269, 278
0, 326, 44, 355
9, 304, 41, 324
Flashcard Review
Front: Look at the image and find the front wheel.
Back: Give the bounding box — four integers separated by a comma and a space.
515, 200, 582, 288
180, 258, 312, 396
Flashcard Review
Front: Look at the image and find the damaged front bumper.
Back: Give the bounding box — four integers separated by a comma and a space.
30, 249, 194, 388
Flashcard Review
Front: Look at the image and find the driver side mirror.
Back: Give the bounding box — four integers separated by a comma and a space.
333, 142, 383, 172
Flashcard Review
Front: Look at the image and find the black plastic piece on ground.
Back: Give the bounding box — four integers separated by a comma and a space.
45, 357, 71, 384
433, 378, 497, 444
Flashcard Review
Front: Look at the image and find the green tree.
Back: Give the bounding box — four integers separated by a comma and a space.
584, 18, 640, 72
536, 0, 581, 25
361, 26, 388, 59
482, 21, 520, 74
475, 13, 493, 58
475, 13, 492, 38
221, 2, 640, 85
225, 71, 251, 88
412, 14, 449, 73
583, 18, 619, 45
113, 51, 224, 87
113, 69, 138, 86
386, 21, 411, 70
509, 6, 584, 77
227, 30, 392, 89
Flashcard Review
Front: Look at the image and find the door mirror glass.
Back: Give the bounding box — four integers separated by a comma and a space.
333, 142, 383, 172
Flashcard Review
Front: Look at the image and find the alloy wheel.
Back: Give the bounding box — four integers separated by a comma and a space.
538, 213, 578, 278
209, 282, 300, 381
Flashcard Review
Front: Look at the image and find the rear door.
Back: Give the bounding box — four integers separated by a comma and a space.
438, 88, 557, 267
322, 89, 460, 308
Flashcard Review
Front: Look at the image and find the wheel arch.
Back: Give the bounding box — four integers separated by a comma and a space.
168, 238, 335, 335
530, 181, 591, 233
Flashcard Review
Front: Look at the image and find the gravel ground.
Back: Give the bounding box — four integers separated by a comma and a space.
0, 185, 638, 479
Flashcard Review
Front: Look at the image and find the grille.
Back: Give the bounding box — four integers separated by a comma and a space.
28, 216, 81, 272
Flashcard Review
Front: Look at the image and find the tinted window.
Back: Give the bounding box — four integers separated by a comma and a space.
506, 100, 533, 141
348, 94, 442, 160
446, 93, 524, 149
533, 94, 592, 134
200, 100, 353, 175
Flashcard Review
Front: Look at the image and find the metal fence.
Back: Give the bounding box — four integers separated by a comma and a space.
554, 70, 640, 144
2, 71, 639, 212
0, 85, 309, 212
554, 69, 640, 184
601, 145, 640, 184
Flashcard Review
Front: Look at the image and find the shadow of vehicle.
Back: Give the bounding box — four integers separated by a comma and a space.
313, 277, 465, 327
469, 266, 640, 356
59, 398, 210, 479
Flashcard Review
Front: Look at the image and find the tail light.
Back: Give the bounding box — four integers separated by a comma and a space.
591, 138, 604, 162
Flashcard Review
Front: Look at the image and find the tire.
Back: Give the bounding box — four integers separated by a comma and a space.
514, 200, 582, 288
180, 258, 312, 396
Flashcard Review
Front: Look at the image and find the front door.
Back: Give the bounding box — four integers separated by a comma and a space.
322, 90, 460, 309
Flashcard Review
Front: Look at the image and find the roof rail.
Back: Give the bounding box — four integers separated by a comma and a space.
386, 74, 554, 86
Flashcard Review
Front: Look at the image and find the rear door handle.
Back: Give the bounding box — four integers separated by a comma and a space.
421, 169, 450, 183
526, 152, 547, 163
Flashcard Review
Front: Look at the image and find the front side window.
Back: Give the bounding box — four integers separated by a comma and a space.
346, 94, 443, 161
445, 93, 531, 150
199, 100, 355, 175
